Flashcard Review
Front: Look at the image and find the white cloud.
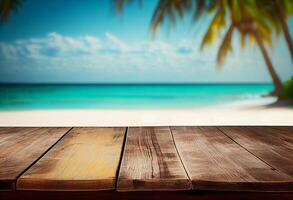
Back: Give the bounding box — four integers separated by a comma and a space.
105, 32, 129, 51
1, 32, 291, 83
0, 32, 201, 70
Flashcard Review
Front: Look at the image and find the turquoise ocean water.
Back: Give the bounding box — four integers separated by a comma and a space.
0, 84, 273, 110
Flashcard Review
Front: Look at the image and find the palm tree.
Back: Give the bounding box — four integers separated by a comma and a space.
210, 0, 283, 95
272, 0, 293, 63
255, 0, 293, 63
0, 0, 22, 23
122, 0, 284, 95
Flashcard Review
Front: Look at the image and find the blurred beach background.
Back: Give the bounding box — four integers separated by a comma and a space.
0, 0, 292, 126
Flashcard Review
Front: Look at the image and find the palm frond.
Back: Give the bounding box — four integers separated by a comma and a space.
200, 1, 226, 49
0, 0, 22, 23
217, 24, 234, 67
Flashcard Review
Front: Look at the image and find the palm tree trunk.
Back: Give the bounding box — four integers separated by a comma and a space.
274, 0, 293, 63
254, 31, 283, 96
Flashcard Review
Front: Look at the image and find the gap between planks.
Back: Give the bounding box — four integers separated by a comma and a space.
217, 127, 278, 170
170, 126, 293, 192
117, 127, 192, 191
17, 127, 127, 191
4, 126, 292, 192
0, 127, 72, 191
15, 127, 73, 181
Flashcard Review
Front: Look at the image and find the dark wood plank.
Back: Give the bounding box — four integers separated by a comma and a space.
1, 191, 293, 200
263, 127, 293, 143
220, 126, 293, 177
171, 126, 293, 192
17, 128, 126, 191
117, 127, 191, 191
0, 127, 70, 190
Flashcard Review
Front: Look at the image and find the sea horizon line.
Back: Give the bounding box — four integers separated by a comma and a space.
0, 82, 273, 86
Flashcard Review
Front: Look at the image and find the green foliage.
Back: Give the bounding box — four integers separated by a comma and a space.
279, 77, 293, 100
149, 0, 293, 68
116, 0, 291, 95
116, 0, 293, 69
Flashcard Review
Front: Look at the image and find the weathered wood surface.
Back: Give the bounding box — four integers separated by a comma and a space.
220, 127, 293, 177
1, 126, 292, 192
0, 127, 70, 190
117, 127, 191, 191
1, 191, 293, 200
171, 126, 293, 192
17, 127, 126, 191
268, 127, 293, 139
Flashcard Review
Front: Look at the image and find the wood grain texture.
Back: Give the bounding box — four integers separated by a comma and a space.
17, 127, 126, 191
0, 127, 70, 190
220, 126, 293, 177
171, 126, 293, 192
269, 127, 293, 139
117, 127, 191, 191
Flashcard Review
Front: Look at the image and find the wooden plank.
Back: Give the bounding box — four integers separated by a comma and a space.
0, 127, 70, 190
265, 127, 293, 141
171, 126, 293, 192
117, 127, 191, 191
1, 191, 293, 200
17, 127, 126, 191
220, 126, 293, 177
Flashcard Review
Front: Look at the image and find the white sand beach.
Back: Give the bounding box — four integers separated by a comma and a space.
0, 97, 292, 126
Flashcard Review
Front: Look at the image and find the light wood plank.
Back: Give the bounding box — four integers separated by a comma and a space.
0, 127, 70, 190
171, 126, 293, 192
220, 126, 293, 178
117, 127, 191, 191
17, 127, 126, 191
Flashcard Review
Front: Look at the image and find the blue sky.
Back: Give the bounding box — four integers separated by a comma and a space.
0, 0, 292, 83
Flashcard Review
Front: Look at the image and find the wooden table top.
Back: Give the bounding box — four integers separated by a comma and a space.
0, 126, 292, 192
